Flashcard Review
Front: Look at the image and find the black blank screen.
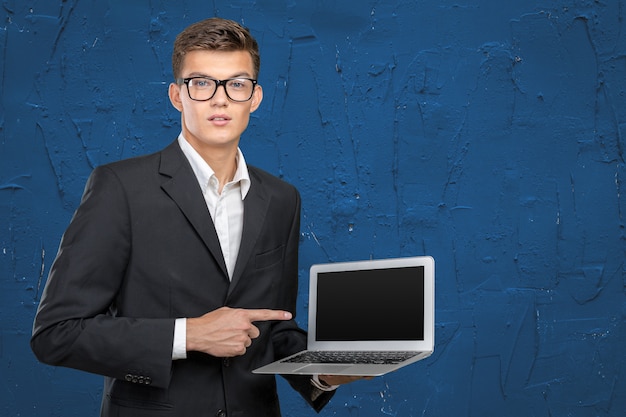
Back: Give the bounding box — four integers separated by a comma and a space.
315, 266, 424, 341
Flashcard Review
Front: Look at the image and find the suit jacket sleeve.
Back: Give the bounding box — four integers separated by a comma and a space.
30, 165, 175, 388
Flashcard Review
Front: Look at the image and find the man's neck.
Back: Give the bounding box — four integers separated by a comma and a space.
179, 132, 240, 192
199, 146, 238, 194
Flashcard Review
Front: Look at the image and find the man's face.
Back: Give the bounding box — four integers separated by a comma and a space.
169, 49, 263, 153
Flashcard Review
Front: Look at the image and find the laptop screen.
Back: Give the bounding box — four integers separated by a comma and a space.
315, 266, 425, 341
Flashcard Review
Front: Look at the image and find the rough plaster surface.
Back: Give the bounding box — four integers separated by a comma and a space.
1, 1, 625, 416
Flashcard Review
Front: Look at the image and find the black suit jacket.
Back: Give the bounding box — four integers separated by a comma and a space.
31, 140, 333, 416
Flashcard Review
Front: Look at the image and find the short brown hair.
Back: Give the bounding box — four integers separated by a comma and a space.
172, 17, 260, 80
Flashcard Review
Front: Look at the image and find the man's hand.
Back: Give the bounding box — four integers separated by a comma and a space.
186, 307, 292, 357
319, 375, 374, 386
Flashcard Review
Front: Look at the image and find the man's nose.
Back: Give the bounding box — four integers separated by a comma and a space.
211, 84, 229, 104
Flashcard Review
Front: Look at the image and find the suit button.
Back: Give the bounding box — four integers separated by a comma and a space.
222, 358, 230, 367
144, 377, 152, 385
125, 374, 133, 382
216, 410, 226, 417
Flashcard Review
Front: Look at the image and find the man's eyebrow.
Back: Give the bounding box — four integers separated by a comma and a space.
184, 71, 254, 79
185, 72, 211, 78
231, 72, 254, 78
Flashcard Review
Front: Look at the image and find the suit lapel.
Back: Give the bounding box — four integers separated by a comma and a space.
158, 141, 229, 279
228, 168, 270, 295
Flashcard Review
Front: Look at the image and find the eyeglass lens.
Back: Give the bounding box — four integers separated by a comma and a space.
187, 78, 255, 102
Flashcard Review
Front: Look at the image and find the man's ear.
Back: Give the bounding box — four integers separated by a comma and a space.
249, 84, 263, 113
168, 83, 183, 112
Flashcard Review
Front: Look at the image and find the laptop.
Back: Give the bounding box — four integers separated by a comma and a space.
253, 256, 434, 376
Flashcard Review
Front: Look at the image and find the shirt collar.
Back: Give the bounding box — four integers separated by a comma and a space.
177, 134, 251, 199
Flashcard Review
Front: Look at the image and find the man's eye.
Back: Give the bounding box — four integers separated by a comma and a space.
228, 80, 246, 89
193, 79, 212, 88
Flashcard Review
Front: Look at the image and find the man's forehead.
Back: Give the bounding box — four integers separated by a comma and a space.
181, 50, 255, 77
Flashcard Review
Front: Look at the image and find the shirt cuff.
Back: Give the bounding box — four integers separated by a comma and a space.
172, 318, 187, 360
311, 374, 339, 391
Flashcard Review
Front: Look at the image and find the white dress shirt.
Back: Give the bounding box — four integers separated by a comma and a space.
172, 134, 250, 360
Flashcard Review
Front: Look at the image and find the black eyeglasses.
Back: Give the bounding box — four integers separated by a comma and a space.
176, 77, 258, 102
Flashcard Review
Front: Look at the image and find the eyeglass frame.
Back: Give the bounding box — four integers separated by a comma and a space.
175, 77, 258, 102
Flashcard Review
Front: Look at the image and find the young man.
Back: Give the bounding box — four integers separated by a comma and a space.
31, 17, 359, 416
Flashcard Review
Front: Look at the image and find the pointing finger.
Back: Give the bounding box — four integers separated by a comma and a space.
245, 309, 292, 323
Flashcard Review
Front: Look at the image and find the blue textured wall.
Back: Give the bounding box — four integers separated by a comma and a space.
2, 1, 625, 416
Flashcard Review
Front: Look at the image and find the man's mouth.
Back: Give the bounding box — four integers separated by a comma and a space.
209, 115, 231, 122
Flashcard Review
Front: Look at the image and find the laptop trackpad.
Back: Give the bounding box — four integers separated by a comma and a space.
300, 364, 352, 374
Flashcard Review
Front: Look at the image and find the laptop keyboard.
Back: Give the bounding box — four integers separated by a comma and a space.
282, 351, 417, 365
